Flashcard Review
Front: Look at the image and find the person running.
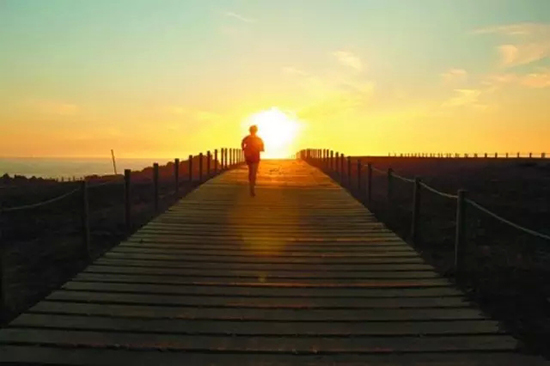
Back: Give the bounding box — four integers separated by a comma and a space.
241, 125, 264, 197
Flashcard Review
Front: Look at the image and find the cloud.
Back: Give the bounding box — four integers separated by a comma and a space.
485, 68, 550, 89
30, 100, 79, 116
224, 11, 256, 23
442, 89, 482, 108
281, 67, 309, 76
298, 81, 375, 119
475, 23, 550, 67
441, 68, 468, 83
332, 51, 363, 71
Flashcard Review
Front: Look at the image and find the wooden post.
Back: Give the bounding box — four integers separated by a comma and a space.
387, 168, 394, 205
174, 158, 179, 195
214, 149, 218, 174
335, 153, 340, 176
80, 180, 90, 260
410, 178, 421, 244
330, 151, 334, 171
529, 152, 532, 158
199, 153, 203, 182
124, 169, 131, 232
517, 152, 520, 158
357, 159, 362, 194
340, 154, 345, 184
366, 163, 373, 204
206, 151, 211, 179
153, 163, 159, 213
0, 203, 5, 314
188, 155, 193, 182
455, 189, 467, 274
347, 156, 352, 188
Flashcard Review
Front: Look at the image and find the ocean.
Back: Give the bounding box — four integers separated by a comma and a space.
0, 157, 180, 179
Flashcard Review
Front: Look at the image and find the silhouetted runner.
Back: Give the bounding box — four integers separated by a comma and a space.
241, 125, 264, 197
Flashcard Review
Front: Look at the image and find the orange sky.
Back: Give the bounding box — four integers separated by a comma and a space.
1, 1, 550, 158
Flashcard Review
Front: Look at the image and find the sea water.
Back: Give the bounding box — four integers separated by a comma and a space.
0, 157, 179, 179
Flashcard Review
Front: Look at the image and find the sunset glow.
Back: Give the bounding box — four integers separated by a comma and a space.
244, 108, 302, 159
1, 1, 550, 158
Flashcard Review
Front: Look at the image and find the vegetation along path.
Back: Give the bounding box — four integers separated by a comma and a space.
0, 160, 547, 365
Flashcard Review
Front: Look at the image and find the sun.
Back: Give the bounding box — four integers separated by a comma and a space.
243, 107, 301, 159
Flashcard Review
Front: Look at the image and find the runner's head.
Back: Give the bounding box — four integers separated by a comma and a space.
249, 125, 258, 135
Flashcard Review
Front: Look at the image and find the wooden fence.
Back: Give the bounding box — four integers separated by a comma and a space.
0, 148, 244, 318
297, 148, 550, 278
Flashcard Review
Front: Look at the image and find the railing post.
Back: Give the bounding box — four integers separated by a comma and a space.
366, 163, 373, 204
153, 163, 159, 213
0, 203, 4, 314
330, 151, 334, 171
124, 169, 131, 233
410, 177, 421, 244
174, 158, 179, 195
387, 168, 394, 204
188, 155, 193, 182
206, 151, 211, 179
455, 189, 467, 275
199, 153, 203, 182
340, 154, 345, 184
80, 180, 90, 260
335, 153, 340, 176
214, 149, 218, 174
357, 159, 362, 194
347, 156, 352, 188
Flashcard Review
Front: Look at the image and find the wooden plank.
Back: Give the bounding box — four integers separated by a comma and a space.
3, 346, 548, 366
84, 264, 439, 279
126, 236, 409, 246
118, 242, 416, 255
94, 258, 434, 272
63, 281, 463, 298
74, 273, 451, 287
109, 246, 419, 258
11, 314, 502, 336
46, 290, 468, 308
104, 251, 425, 264
29, 301, 485, 321
0, 329, 517, 353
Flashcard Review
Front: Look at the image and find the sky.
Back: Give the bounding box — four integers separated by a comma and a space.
1, 0, 550, 158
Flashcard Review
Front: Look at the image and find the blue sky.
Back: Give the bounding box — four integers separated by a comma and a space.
1, 0, 549, 157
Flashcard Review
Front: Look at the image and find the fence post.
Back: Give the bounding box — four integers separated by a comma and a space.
410, 178, 421, 244
206, 151, 211, 179
124, 169, 131, 233
366, 163, 373, 204
198, 153, 203, 182
0, 203, 4, 314
357, 159, 362, 194
347, 156, 352, 188
174, 158, 179, 195
80, 180, 90, 260
214, 150, 218, 174
387, 168, 394, 205
330, 151, 334, 171
455, 189, 467, 275
340, 154, 345, 184
335, 153, 340, 176
188, 155, 193, 182
153, 163, 159, 213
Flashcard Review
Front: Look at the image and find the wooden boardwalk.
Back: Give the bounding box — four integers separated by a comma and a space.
0, 160, 547, 365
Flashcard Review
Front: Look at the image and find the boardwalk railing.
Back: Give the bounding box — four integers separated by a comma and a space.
0, 148, 245, 319
388, 152, 547, 159
297, 149, 550, 279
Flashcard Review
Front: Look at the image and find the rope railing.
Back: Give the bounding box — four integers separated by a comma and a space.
392, 172, 415, 184
0, 146, 246, 315
298, 147, 550, 276
466, 198, 550, 241
419, 182, 458, 200
1, 188, 80, 213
